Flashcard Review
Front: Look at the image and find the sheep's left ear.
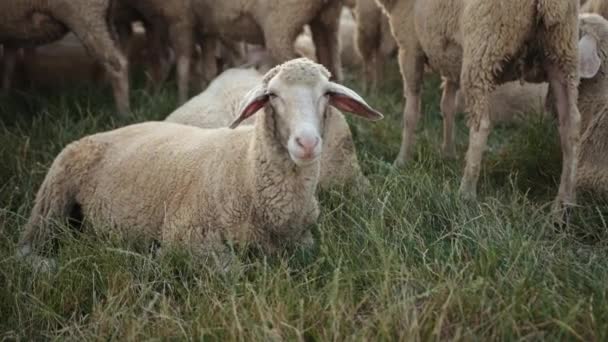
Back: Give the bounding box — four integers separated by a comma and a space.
326, 82, 384, 121
579, 34, 601, 79
229, 85, 269, 129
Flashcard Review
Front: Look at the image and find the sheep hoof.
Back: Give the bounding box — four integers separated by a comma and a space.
299, 230, 316, 250
393, 156, 409, 168
551, 199, 575, 227
458, 184, 477, 201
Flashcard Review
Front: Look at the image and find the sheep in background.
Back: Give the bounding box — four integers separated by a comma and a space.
294, 8, 366, 69
454, 81, 549, 124
166, 67, 371, 190
377, 0, 581, 210
582, 0, 608, 18
112, 0, 194, 104
191, 0, 344, 83
0, 0, 130, 115
18, 58, 383, 265
354, 0, 397, 92
570, 14, 608, 193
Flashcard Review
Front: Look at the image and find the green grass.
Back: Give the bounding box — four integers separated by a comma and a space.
1, 64, 608, 340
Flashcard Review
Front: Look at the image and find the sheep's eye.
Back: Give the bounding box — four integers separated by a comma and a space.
267, 92, 278, 99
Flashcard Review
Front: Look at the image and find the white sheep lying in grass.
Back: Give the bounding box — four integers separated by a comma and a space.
18, 58, 383, 263
166, 67, 370, 190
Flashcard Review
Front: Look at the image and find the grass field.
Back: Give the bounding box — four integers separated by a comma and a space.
1, 65, 608, 340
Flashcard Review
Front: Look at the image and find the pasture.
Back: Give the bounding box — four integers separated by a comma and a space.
1, 66, 608, 340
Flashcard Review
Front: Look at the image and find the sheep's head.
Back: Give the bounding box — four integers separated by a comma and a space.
230, 58, 383, 166
578, 13, 608, 79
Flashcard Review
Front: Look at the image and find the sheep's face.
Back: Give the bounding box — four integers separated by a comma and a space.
230, 58, 384, 167
267, 74, 329, 166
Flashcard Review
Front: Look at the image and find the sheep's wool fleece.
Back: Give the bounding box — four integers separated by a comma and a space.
22, 120, 320, 252
166, 66, 368, 190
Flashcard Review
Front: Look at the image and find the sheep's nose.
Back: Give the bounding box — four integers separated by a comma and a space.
295, 136, 320, 156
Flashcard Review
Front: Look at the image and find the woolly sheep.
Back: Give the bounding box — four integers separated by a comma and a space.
354, 0, 397, 92
377, 0, 581, 209
166, 67, 370, 190
18, 58, 383, 263
0, 0, 130, 115
191, 0, 344, 83
569, 14, 608, 193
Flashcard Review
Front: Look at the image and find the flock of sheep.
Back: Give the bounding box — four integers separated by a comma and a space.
4, 0, 608, 268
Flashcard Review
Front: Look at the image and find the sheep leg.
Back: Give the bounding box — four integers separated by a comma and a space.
459, 94, 491, 199
1, 47, 17, 93
198, 37, 218, 91
394, 48, 425, 167
310, 2, 343, 81
440, 80, 458, 158
71, 21, 130, 116
168, 21, 193, 104
547, 64, 580, 215
144, 24, 172, 94
264, 29, 299, 67
362, 49, 379, 93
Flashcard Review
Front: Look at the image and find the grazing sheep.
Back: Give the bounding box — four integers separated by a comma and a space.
354, 0, 397, 92
191, 0, 344, 82
19, 58, 383, 263
0, 0, 130, 115
112, 0, 194, 104
166, 67, 370, 190
377, 0, 581, 209
571, 14, 608, 193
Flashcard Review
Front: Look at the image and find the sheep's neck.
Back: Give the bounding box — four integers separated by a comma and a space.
249, 109, 320, 249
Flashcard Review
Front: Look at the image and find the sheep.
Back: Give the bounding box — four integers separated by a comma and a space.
582, 0, 608, 18
568, 14, 608, 193
166, 67, 370, 190
376, 0, 581, 210
18, 58, 383, 264
354, 0, 397, 92
294, 8, 365, 69
0, 0, 130, 115
191, 0, 344, 83
454, 81, 549, 124
112, 0, 194, 104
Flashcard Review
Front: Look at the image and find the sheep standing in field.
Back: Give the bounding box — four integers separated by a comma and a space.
191, 0, 344, 83
570, 14, 608, 193
18, 58, 383, 263
354, 0, 397, 92
112, 0, 194, 104
582, 0, 608, 18
377, 0, 581, 209
166, 67, 370, 190
0, 0, 130, 115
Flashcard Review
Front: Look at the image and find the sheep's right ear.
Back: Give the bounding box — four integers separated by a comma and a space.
229, 85, 269, 129
579, 34, 601, 79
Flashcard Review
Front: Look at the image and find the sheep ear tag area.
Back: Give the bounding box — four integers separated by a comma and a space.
229, 94, 269, 129
579, 34, 601, 79
328, 92, 384, 121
